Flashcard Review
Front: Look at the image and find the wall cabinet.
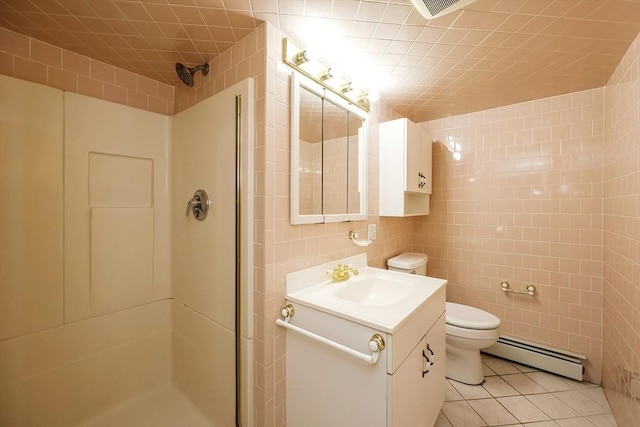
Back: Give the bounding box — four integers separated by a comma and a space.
285, 287, 446, 427
379, 118, 432, 216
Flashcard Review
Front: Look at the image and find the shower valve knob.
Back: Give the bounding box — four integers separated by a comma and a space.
185, 189, 211, 221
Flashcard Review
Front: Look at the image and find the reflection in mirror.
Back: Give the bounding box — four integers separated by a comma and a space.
348, 112, 363, 214
322, 99, 349, 215
290, 71, 368, 224
298, 87, 322, 216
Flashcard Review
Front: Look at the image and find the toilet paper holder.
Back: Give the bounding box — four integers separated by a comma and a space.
500, 281, 535, 296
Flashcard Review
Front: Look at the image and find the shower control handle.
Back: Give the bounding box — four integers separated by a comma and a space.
185, 189, 210, 221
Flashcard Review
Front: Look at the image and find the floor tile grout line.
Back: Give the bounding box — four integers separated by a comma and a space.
439, 356, 616, 427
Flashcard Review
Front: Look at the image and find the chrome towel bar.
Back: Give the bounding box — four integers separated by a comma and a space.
277, 304, 385, 365
500, 281, 536, 296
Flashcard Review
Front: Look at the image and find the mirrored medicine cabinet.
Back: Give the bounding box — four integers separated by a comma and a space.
290, 71, 368, 225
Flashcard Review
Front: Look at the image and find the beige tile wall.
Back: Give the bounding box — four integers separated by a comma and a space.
419, 87, 606, 383
602, 32, 640, 427
0, 27, 174, 115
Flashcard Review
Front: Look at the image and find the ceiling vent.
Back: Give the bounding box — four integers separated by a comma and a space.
410, 0, 477, 19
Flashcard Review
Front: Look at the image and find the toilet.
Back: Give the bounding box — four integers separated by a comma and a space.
387, 253, 501, 385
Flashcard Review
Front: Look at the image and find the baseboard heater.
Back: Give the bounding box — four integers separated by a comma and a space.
483, 336, 586, 381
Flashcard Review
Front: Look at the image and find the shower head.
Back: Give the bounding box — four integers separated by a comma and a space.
175, 62, 210, 87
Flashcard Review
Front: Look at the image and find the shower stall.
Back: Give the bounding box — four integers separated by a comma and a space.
0, 75, 253, 427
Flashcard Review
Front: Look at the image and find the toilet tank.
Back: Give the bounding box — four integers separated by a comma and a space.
387, 253, 428, 276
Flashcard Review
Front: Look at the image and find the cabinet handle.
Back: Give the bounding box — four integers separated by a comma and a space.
418, 172, 426, 189
422, 350, 430, 377
426, 343, 434, 365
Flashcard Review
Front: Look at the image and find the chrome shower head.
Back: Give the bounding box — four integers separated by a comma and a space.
175, 62, 210, 87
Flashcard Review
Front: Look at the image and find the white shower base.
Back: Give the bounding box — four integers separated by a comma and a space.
77, 385, 214, 427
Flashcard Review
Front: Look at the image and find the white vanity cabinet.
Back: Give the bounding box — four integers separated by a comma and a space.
285, 285, 446, 427
379, 118, 432, 217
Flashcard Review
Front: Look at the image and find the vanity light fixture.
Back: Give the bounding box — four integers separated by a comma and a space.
282, 38, 372, 111
293, 50, 311, 65
318, 67, 335, 81
340, 82, 353, 93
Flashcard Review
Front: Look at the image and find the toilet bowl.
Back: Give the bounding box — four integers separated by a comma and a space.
387, 253, 502, 385
445, 302, 500, 385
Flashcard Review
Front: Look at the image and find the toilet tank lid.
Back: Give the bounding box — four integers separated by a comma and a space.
446, 302, 501, 330
387, 253, 428, 269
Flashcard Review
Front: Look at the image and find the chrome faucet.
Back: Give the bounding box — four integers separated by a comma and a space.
328, 264, 359, 283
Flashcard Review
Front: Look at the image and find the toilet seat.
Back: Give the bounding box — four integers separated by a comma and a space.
446, 302, 501, 330
446, 323, 500, 340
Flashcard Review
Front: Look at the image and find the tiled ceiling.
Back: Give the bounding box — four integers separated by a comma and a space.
1, 0, 639, 121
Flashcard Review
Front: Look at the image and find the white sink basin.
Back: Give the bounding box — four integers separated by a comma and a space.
333, 274, 414, 307
285, 254, 447, 333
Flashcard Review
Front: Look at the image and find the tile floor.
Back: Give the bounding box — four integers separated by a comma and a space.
436, 354, 618, 427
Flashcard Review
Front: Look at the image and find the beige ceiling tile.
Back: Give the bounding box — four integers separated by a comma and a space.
367, 38, 391, 53
438, 28, 469, 44
143, 3, 180, 23
496, 13, 533, 32
514, 0, 553, 16
278, 0, 304, 15
373, 22, 400, 39
416, 26, 446, 43
356, 1, 387, 22
394, 24, 423, 42
426, 43, 453, 57
459, 29, 490, 45
387, 40, 411, 55
171, 5, 206, 24
227, 11, 255, 28
350, 20, 377, 37
51, 14, 92, 32
193, 0, 224, 7
517, 15, 554, 34
143, 37, 176, 51
208, 25, 235, 42
447, 44, 474, 59
58, 1, 98, 17
158, 22, 188, 38
379, 3, 412, 24
452, 10, 510, 31
404, 42, 430, 57
87, 0, 126, 19
540, 0, 580, 17
32, 0, 69, 14
114, 2, 154, 21
136, 49, 164, 61
331, 0, 359, 20
1, 0, 41, 13
221, 0, 250, 11
182, 24, 211, 40
21, 11, 63, 30
79, 16, 113, 33
250, 0, 277, 13
122, 35, 154, 50
104, 18, 142, 36
191, 39, 218, 54
198, 7, 230, 26
232, 27, 252, 39
491, 0, 525, 14
305, 0, 332, 18
131, 20, 166, 38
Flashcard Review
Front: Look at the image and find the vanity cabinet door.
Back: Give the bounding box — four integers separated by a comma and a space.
388, 313, 445, 427
404, 121, 432, 195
